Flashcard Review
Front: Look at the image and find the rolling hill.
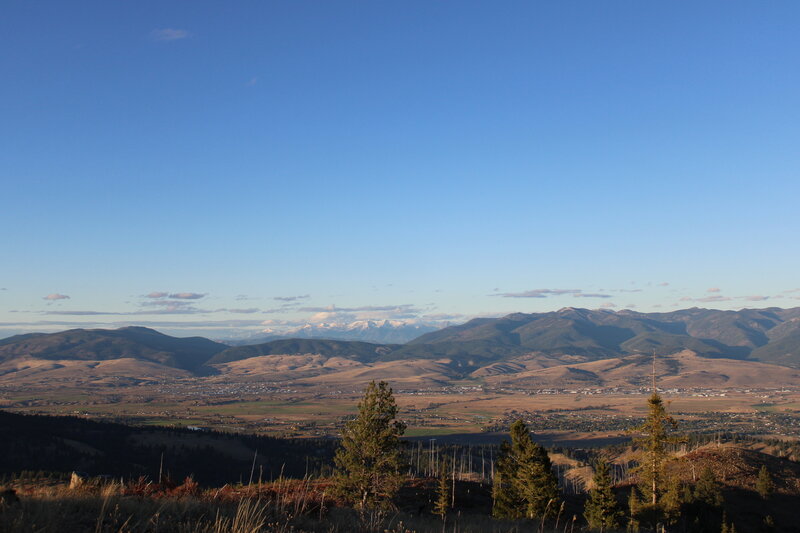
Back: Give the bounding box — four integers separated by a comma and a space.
3, 306, 800, 388
409, 306, 800, 366
0, 326, 227, 372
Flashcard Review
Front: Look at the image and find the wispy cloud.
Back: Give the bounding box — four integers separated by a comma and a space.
495, 289, 580, 298
274, 295, 310, 302
707, 287, 721, 293
169, 292, 206, 300
46, 310, 118, 316
680, 295, 732, 303
43, 293, 70, 301
297, 304, 418, 313
143, 291, 206, 300
657, 282, 669, 287
151, 28, 190, 42
422, 313, 466, 321
742, 295, 770, 301
225, 308, 261, 314
494, 289, 611, 299
142, 299, 197, 308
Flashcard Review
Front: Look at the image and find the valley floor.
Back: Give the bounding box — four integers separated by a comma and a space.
3, 381, 800, 442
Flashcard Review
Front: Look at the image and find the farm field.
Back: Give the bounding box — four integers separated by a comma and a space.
3, 379, 800, 444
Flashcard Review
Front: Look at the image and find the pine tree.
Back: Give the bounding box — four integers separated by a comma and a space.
660, 473, 685, 526
756, 465, 774, 500
516, 432, 559, 519
632, 389, 679, 506
492, 419, 559, 519
630, 353, 682, 533
627, 489, 640, 533
684, 466, 723, 533
584, 459, 623, 531
433, 461, 450, 520
693, 466, 723, 508
332, 380, 406, 510
492, 439, 524, 519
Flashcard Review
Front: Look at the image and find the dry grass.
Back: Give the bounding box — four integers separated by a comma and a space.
0, 477, 588, 533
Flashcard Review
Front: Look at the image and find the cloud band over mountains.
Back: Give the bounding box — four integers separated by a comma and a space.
494, 289, 612, 299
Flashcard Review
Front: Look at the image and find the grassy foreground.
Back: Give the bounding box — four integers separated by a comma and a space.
0, 477, 581, 533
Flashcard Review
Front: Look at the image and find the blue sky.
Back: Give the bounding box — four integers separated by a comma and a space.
2, 1, 799, 338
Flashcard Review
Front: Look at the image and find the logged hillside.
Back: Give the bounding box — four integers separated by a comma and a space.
0, 411, 334, 484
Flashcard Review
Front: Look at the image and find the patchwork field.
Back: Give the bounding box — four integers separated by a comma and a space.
3, 377, 800, 444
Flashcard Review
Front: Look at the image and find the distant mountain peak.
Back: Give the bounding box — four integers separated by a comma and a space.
251, 319, 441, 345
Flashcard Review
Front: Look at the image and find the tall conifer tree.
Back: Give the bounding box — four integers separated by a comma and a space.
632, 354, 679, 507
332, 380, 406, 510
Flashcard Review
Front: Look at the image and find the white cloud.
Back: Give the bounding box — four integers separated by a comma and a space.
707, 287, 721, 293
682, 295, 732, 303
146, 292, 169, 299
274, 294, 310, 302
169, 292, 206, 300
151, 28, 190, 41
43, 293, 70, 301
495, 289, 612, 299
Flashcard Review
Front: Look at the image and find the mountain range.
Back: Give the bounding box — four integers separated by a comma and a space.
3, 306, 800, 388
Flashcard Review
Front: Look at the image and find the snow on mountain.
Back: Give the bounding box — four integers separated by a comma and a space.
247, 319, 441, 345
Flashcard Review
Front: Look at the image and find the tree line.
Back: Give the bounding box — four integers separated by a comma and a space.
331, 380, 780, 532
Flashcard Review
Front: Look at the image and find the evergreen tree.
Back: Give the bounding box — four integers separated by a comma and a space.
492, 419, 559, 519
492, 439, 524, 519
584, 459, 623, 531
756, 465, 774, 500
684, 466, 724, 533
693, 466, 723, 507
516, 433, 559, 519
433, 462, 450, 520
627, 489, 640, 533
332, 380, 406, 510
632, 389, 679, 506
660, 472, 685, 527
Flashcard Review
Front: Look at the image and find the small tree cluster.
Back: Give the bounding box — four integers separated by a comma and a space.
492, 419, 559, 520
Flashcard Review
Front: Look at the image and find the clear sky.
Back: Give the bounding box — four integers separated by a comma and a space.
2, 1, 799, 338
